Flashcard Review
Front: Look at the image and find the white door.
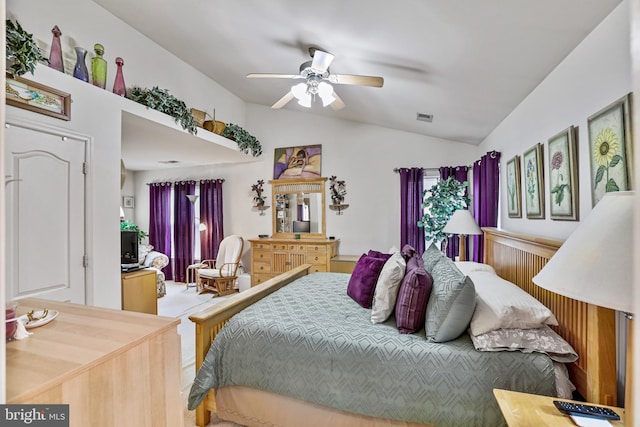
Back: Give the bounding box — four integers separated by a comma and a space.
5, 123, 86, 303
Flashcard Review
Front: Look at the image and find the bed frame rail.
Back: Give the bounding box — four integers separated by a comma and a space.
188, 264, 312, 427
483, 228, 616, 406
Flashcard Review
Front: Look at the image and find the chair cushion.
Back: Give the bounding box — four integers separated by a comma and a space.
198, 268, 223, 279
215, 235, 244, 275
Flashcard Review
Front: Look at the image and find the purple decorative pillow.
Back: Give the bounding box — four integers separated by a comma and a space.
395, 256, 434, 334
401, 244, 417, 262
347, 254, 388, 308
367, 250, 392, 261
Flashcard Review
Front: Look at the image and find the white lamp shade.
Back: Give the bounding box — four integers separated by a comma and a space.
442, 209, 482, 235
291, 83, 308, 100
532, 191, 634, 314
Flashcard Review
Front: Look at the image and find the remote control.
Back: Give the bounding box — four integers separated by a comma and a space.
553, 400, 620, 421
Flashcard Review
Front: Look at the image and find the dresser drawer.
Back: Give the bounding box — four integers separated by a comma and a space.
305, 244, 327, 253
309, 265, 328, 273
306, 253, 327, 265
272, 243, 289, 251
252, 242, 271, 250
251, 273, 273, 286
253, 262, 271, 274
253, 250, 271, 262
289, 244, 308, 251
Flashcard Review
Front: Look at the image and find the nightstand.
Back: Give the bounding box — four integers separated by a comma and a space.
494, 389, 625, 426
330, 254, 360, 273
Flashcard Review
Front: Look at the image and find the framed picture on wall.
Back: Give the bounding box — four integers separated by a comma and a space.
123, 196, 134, 208
523, 143, 545, 219
273, 144, 322, 179
547, 126, 579, 221
587, 93, 633, 206
5, 73, 71, 121
505, 155, 522, 218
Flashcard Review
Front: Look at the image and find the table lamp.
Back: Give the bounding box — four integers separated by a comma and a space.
442, 209, 482, 261
533, 191, 634, 421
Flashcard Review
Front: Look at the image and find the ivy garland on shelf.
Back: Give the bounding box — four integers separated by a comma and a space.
6, 19, 49, 77
127, 86, 198, 135
222, 123, 263, 157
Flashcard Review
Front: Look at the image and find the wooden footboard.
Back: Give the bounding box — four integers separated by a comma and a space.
188, 264, 312, 427
483, 228, 617, 406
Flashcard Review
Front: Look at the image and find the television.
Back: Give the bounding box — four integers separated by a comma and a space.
292, 220, 311, 233
121, 230, 139, 265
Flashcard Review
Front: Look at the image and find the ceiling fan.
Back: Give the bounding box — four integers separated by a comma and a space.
246, 47, 384, 110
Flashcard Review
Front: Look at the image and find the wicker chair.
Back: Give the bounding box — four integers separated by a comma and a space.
196, 235, 244, 297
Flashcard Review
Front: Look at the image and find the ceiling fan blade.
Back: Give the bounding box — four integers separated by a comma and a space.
331, 74, 384, 88
311, 50, 335, 73
271, 91, 295, 109
330, 92, 345, 110
247, 73, 303, 79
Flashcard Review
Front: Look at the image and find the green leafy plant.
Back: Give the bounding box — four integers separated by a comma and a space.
6, 19, 49, 76
127, 86, 198, 135
120, 220, 149, 243
418, 177, 470, 247
222, 123, 263, 157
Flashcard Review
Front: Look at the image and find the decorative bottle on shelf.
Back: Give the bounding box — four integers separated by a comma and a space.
91, 43, 107, 89
72, 47, 89, 82
112, 57, 126, 96
48, 25, 64, 73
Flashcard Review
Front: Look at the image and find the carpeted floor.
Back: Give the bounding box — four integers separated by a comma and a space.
158, 281, 243, 427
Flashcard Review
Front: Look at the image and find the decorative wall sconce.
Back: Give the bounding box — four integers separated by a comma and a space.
251, 179, 270, 215
329, 175, 349, 215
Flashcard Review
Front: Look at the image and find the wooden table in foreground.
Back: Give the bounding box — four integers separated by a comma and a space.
6, 298, 183, 427
330, 254, 360, 273
494, 389, 625, 426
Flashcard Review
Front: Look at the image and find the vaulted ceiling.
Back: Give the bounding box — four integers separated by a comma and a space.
96, 0, 621, 145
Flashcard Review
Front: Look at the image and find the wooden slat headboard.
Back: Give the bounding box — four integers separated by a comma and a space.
482, 228, 617, 406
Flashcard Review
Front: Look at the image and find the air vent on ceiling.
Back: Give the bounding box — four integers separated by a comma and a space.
416, 113, 433, 123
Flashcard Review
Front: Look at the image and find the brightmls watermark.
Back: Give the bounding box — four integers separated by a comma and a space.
1, 405, 69, 426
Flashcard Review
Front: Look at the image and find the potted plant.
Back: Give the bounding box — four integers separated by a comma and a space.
222, 123, 263, 157
418, 176, 469, 251
127, 86, 198, 135
6, 19, 49, 76
120, 220, 149, 243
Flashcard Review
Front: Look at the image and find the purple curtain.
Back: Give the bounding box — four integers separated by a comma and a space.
200, 179, 225, 261
148, 182, 173, 280
472, 151, 501, 262
173, 181, 196, 283
439, 166, 469, 259
399, 168, 425, 255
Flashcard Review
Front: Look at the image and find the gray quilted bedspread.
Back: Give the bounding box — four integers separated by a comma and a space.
188, 273, 556, 426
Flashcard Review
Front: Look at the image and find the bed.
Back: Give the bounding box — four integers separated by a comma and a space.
188, 228, 617, 426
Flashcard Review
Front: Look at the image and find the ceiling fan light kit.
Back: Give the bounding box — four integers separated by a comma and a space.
247, 47, 383, 111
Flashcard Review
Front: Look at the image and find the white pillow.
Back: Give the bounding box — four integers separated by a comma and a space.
454, 261, 496, 276
371, 252, 406, 323
469, 270, 558, 336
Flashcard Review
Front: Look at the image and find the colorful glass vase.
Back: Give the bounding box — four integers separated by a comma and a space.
91, 44, 107, 89
48, 25, 64, 73
73, 47, 89, 82
113, 57, 126, 96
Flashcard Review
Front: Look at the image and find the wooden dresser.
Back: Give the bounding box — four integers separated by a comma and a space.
249, 238, 339, 285
6, 298, 183, 427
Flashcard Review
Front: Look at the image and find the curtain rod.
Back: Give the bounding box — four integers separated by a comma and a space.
393, 167, 470, 173
146, 178, 226, 185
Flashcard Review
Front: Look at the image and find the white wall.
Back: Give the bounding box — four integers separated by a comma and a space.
479, 1, 631, 240
134, 105, 480, 269
6, 0, 247, 308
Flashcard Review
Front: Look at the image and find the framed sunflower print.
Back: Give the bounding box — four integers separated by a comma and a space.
523, 143, 545, 219
547, 126, 579, 220
587, 93, 633, 206
505, 155, 522, 218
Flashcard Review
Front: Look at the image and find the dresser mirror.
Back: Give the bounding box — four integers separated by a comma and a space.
270, 178, 327, 239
